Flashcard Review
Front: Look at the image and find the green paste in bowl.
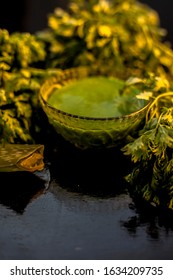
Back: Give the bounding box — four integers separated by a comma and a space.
48, 76, 144, 118
40, 68, 149, 149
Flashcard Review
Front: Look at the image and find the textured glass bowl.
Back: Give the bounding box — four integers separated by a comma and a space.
39, 67, 149, 149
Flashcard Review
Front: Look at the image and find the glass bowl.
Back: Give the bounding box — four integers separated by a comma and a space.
39, 67, 149, 149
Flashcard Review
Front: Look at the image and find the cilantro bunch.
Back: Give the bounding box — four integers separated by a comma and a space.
122, 75, 173, 210
0, 29, 57, 143
40, 0, 173, 79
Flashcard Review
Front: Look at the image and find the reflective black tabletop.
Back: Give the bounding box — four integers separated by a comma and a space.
0, 138, 173, 260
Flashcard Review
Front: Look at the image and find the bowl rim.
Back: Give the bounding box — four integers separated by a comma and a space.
39, 70, 151, 121
40, 92, 150, 121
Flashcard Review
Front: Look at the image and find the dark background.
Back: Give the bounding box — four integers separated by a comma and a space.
0, 1, 173, 45
0, 0, 68, 34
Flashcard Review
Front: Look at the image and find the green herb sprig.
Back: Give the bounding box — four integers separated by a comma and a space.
122, 75, 173, 210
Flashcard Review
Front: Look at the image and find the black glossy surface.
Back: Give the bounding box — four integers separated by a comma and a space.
0, 137, 173, 260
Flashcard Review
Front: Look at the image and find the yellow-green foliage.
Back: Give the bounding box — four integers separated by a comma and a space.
0, 29, 56, 143
0, 29, 46, 71
41, 0, 173, 78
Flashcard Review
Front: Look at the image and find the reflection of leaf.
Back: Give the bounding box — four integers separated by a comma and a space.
0, 170, 49, 214
121, 198, 173, 239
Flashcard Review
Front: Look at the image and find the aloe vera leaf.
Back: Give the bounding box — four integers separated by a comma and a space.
0, 144, 44, 172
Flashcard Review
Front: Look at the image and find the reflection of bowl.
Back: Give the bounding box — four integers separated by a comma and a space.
39, 67, 149, 149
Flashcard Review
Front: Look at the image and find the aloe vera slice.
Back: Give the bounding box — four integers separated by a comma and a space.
0, 144, 44, 172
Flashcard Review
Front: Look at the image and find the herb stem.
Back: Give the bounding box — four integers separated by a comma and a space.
146, 91, 173, 122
